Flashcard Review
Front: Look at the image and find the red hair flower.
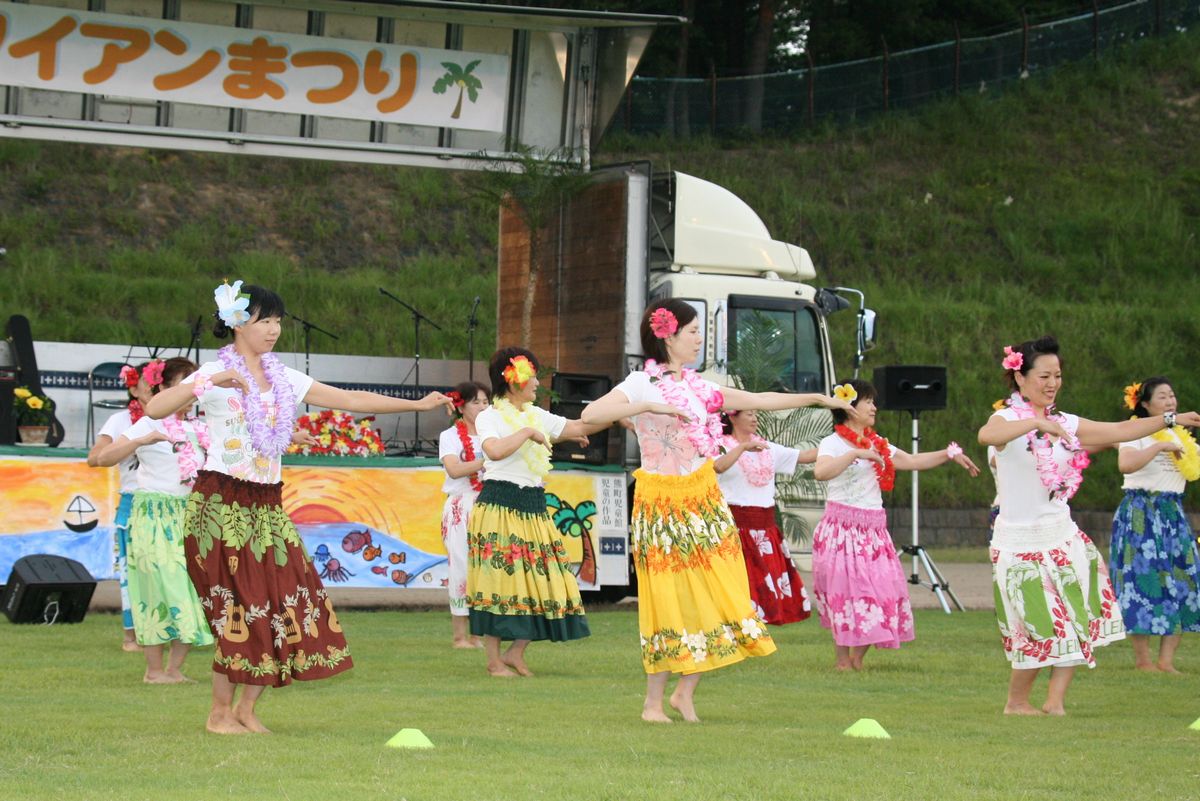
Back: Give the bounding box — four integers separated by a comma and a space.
446, 391, 466, 409
120, 365, 139, 389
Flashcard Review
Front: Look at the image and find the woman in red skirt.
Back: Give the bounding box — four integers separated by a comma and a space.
148, 280, 451, 734
715, 409, 814, 626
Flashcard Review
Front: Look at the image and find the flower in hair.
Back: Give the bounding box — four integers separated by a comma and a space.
214, 279, 251, 328
649, 308, 678, 340
142, 360, 165, 387
1123, 382, 1142, 411
446, 390, 466, 409
120, 365, 139, 389
1001, 346, 1023, 371
992, 398, 1008, 411
833, 383, 858, 403
503, 356, 537, 387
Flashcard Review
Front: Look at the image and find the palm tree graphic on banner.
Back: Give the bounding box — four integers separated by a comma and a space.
432, 60, 483, 120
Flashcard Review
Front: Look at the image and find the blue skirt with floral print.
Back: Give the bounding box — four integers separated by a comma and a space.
1110, 489, 1200, 635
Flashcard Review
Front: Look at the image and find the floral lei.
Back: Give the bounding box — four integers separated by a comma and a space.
834, 424, 895, 491
1151, 425, 1200, 482
161, 414, 211, 487
644, 360, 725, 459
1007, 391, 1088, 501
492, 398, 552, 478
127, 398, 145, 424
456, 419, 484, 492
217, 344, 296, 459
722, 434, 773, 486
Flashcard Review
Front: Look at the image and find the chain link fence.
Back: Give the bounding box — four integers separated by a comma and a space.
611, 0, 1199, 137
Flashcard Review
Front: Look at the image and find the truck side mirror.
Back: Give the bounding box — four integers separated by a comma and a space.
858, 308, 878, 353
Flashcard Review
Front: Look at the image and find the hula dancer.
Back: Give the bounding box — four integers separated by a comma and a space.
581, 300, 849, 723
96, 357, 213, 683
1111, 377, 1200, 673
812, 379, 978, 671
467, 348, 600, 677
978, 336, 1200, 715
714, 409, 815, 626
439, 380, 490, 649
147, 280, 451, 734
87, 361, 155, 651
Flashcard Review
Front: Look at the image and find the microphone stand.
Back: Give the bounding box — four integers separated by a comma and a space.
378, 287, 442, 455
467, 296, 481, 382
285, 312, 339, 412
187, 316, 203, 366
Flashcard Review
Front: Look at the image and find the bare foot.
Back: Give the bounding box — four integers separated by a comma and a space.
122, 640, 142, 653
1135, 663, 1161, 672
165, 670, 196, 684
452, 640, 478, 650
143, 672, 175, 684
668, 695, 700, 723
835, 661, 854, 672
1157, 664, 1182, 675
501, 654, 534, 677
206, 711, 249, 735
472, 638, 485, 649
641, 708, 673, 724
233, 708, 272, 734
1002, 703, 1045, 716
1040, 705, 1066, 717
487, 664, 518, 678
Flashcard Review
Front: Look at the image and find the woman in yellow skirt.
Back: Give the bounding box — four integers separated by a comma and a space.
468, 347, 606, 677
583, 299, 850, 723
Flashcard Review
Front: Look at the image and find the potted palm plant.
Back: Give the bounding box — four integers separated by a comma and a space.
14, 386, 55, 445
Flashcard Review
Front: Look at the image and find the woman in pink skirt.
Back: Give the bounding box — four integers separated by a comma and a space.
812, 379, 979, 670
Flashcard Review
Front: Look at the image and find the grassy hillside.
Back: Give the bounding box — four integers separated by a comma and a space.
2, 29, 1198, 509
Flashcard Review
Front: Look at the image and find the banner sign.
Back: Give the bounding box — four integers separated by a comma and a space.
0, 3, 510, 132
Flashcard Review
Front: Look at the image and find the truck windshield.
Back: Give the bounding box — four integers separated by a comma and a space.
727, 296, 825, 392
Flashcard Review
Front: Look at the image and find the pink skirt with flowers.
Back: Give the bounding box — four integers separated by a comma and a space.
811, 501, 914, 648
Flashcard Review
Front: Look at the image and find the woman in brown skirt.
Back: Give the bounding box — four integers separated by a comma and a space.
148, 280, 451, 734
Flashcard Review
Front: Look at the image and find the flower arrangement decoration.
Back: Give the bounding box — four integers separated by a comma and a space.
141, 360, 165, 388
13, 386, 55, 426
1123, 382, 1142, 411
649, 308, 679, 340
289, 410, 384, 457
833, 383, 858, 403
214, 279, 251, 328
502, 355, 537, 387
1001, 345, 1023, 371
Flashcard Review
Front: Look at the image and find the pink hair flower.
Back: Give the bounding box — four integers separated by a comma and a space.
649, 308, 678, 340
142, 360, 165, 387
1001, 346, 1023, 371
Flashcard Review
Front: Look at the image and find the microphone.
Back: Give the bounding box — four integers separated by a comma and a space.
468, 296, 481, 327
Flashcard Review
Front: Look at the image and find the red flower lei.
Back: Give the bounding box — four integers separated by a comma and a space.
456, 420, 483, 493
127, 398, 145, 424
835, 424, 896, 491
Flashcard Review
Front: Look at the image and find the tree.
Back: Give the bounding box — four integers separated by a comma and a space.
432, 60, 483, 120
468, 147, 592, 348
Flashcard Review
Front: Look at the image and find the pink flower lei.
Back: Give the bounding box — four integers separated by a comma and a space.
722, 434, 773, 487
644, 359, 725, 459
161, 414, 211, 487
1007, 391, 1088, 502
217, 344, 297, 458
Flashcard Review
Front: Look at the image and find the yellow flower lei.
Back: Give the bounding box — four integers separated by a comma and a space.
1152, 425, 1200, 482
492, 398, 552, 478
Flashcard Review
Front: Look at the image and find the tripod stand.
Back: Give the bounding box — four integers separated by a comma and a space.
379, 287, 441, 455
285, 312, 338, 411
903, 409, 963, 614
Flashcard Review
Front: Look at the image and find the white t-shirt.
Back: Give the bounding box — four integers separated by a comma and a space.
122, 417, 192, 497
1119, 433, 1187, 494
992, 408, 1081, 526
185, 361, 314, 485
98, 409, 138, 494
717, 440, 801, 507
475, 405, 567, 488
439, 425, 484, 495
816, 432, 899, 510
613, 370, 720, 476
987, 445, 999, 508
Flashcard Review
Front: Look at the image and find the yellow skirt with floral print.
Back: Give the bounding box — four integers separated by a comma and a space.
632, 461, 776, 674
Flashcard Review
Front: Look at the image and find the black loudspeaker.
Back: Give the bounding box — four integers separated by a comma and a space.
2, 554, 96, 624
873, 365, 948, 412
550, 373, 613, 465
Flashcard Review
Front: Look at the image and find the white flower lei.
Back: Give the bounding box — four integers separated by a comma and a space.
492, 398, 552, 478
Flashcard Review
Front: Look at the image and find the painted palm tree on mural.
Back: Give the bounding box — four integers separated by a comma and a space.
432, 60, 483, 119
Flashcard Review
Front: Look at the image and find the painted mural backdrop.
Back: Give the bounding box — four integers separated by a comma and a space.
0, 454, 614, 591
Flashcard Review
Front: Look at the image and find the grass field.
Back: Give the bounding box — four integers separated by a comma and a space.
1, 608, 1197, 800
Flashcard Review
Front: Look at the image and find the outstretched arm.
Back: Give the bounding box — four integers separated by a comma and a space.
304, 382, 454, 416
1077, 412, 1200, 448
145, 369, 247, 419
721, 386, 850, 414
892, 446, 980, 476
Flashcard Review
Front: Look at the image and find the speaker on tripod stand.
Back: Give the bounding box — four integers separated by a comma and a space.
872, 365, 962, 613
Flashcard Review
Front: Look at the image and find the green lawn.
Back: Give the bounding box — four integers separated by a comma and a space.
1, 609, 1197, 800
